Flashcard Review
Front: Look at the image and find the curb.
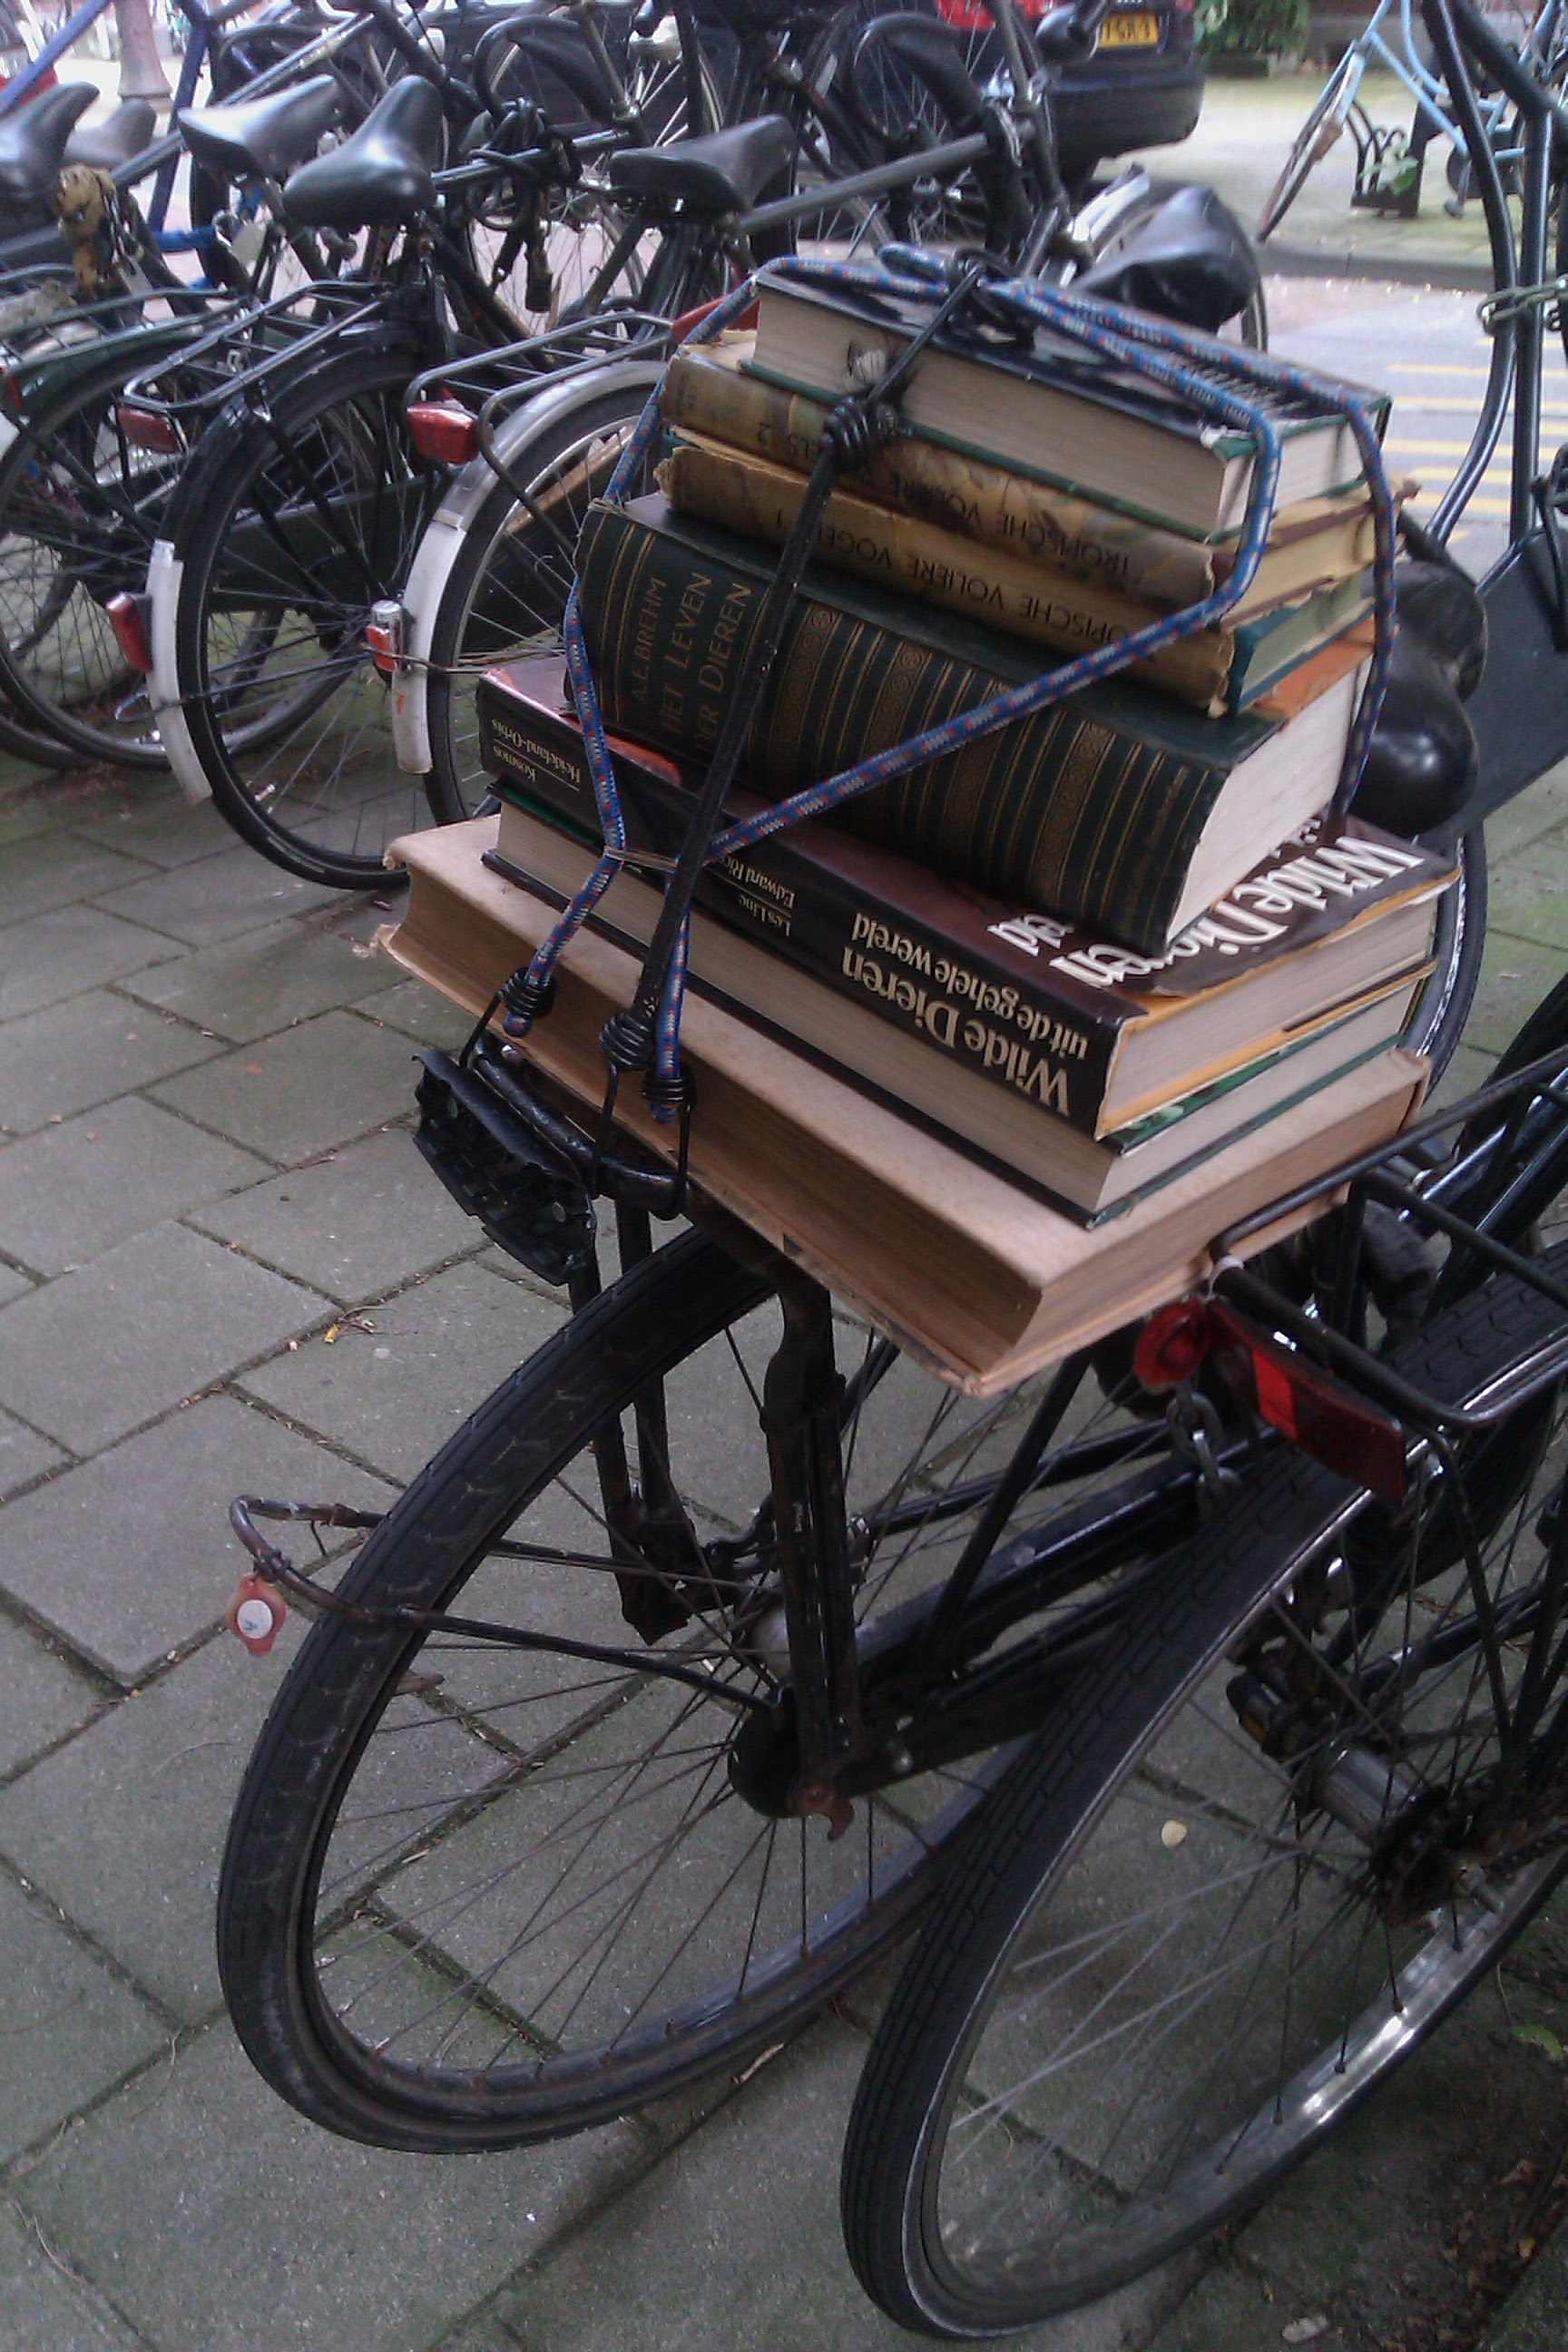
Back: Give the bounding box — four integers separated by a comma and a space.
1258, 233, 1494, 293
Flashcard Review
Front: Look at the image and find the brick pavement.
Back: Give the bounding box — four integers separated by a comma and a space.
0, 756, 1566, 2352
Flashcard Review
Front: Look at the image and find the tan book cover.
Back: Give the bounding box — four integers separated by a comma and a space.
662, 337, 1396, 611
382, 819, 1430, 1395
657, 432, 1371, 717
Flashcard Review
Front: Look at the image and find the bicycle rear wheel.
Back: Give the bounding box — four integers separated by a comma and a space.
845, 1230, 1568, 2334
218, 1224, 1218, 2151
1259, 50, 1363, 242
163, 345, 455, 887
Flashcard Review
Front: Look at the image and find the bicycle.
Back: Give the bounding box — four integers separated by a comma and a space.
140, 0, 1247, 889
1258, 0, 1568, 241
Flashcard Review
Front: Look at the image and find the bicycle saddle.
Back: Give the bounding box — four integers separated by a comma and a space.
608, 114, 796, 215
281, 77, 445, 232
65, 98, 156, 176
1071, 183, 1261, 343
0, 82, 96, 202
179, 75, 345, 187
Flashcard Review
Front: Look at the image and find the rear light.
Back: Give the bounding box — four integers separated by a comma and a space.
1134, 1294, 1409, 1503
406, 400, 479, 464
105, 592, 152, 675
366, 600, 406, 676
116, 405, 183, 455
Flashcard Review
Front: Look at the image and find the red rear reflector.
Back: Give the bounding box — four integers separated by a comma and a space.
105, 592, 152, 674
1133, 1298, 1211, 1392
116, 404, 182, 455
407, 400, 480, 464
1208, 1302, 1408, 1502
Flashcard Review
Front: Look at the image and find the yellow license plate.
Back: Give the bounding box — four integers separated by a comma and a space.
1096, 11, 1160, 45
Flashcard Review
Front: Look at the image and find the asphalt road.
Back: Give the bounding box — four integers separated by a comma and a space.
1268, 270, 1566, 579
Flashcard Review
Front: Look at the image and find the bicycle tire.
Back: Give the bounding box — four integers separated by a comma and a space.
1403, 820, 1486, 1080
422, 379, 662, 820
844, 1232, 1568, 2334
1258, 50, 1362, 243
164, 343, 454, 888
218, 1224, 1171, 2149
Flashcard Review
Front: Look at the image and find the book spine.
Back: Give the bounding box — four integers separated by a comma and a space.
572, 499, 1229, 956
656, 437, 1234, 713
660, 351, 1220, 603
479, 706, 1122, 1134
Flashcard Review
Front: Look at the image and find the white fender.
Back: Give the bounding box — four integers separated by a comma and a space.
393, 358, 665, 779
145, 538, 211, 805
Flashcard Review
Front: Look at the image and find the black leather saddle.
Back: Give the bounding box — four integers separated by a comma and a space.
0, 82, 96, 201
480, 16, 620, 128
608, 114, 796, 216
1073, 184, 1261, 346
281, 77, 445, 232
1354, 519, 1486, 837
179, 74, 343, 187
66, 98, 156, 175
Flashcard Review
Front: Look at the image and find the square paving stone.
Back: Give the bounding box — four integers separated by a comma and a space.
92, 844, 339, 947
1144, 2266, 1327, 2350
68, 785, 232, 869
18, 2022, 644, 2352
0, 792, 55, 848
0, 1259, 29, 1306
1467, 933, 1568, 1058
0, 1394, 391, 1684
0, 1222, 326, 1455
0, 1622, 494, 2021
0, 832, 155, 927
240, 1259, 567, 1479
0, 993, 219, 1137
496, 2023, 1188, 2352
368, 977, 478, 1051
0, 2201, 142, 2351
191, 1125, 477, 1303
1487, 760, 1568, 859
0, 1873, 164, 2165
0, 902, 177, 1022
1489, 837, 1568, 954
120, 914, 399, 1044
150, 1009, 421, 1163
0, 1612, 104, 1779
0, 1097, 270, 1276
0, 1407, 66, 1499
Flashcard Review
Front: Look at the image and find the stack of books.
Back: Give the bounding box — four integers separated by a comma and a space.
473, 272, 1448, 1225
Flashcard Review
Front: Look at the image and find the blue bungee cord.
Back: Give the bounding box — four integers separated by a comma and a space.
502, 246, 1399, 1123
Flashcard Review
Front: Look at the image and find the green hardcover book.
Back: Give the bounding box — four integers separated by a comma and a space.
746, 271, 1390, 541
573, 493, 1369, 956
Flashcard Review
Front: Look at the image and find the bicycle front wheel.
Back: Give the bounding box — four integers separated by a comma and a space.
218, 1221, 1230, 2151
845, 1233, 1568, 2334
1258, 50, 1362, 242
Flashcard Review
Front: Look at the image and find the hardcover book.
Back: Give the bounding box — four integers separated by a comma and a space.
656, 428, 1372, 715
487, 799, 1423, 1220
746, 272, 1390, 539
573, 492, 1371, 955
477, 654, 1452, 1138
382, 817, 1431, 1394
660, 336, 1395, 606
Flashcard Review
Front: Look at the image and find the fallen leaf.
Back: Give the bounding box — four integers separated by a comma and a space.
1514, 2023, 1565, 2063
1281, 2320, 1329, 2346
323, 1324, 341, 1345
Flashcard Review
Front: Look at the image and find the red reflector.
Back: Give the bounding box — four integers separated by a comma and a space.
1208, 1303, 1408, 1503
105, 591, 152, 674
407, 400, 479, 463
671, 294, 760, 348
0, 368, 23, 416
365, 624, 397, 675
1133, 1297, 1211, 1392
116, 404, 182, 455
